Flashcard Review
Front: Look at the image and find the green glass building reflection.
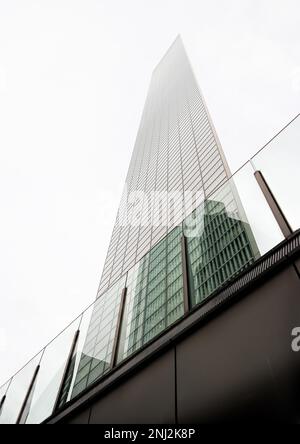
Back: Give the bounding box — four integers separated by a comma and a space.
185, 198, 259, 306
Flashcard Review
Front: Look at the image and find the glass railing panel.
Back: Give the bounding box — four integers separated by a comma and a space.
184, 162, 284, 308
0, 353, 42, 424
68, 275, 127, 401
252, 115, 300, 231
117, 225, 185, 363
25, 318, 80, 424
55, 305, 94, 409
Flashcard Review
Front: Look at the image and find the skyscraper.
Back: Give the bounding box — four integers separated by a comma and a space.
98, 36, 235, 296
70, 36, 259, 398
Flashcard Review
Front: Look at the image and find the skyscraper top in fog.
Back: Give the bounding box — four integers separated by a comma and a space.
98, 36, 238, 296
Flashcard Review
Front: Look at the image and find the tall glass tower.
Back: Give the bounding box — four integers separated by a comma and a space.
98, 36, 257, 296
70, 36, 259, 398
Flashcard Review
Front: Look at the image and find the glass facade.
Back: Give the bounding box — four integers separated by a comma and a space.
64, 226, 185, 399
70, 36, 260, 397
184, 181, 259, 306
67, 193, 258, 398
98, 36, 233, 296
70, 276, 126, 398
117, 225, 184, 362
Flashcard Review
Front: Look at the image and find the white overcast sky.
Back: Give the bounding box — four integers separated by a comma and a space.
0, 0, 300, 385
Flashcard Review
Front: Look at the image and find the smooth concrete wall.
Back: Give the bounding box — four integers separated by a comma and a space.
63, 263, 300, 424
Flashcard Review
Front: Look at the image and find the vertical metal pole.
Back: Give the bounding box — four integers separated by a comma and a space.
254, 170, 293, 239
53, 329, 80, 414
181, 235, 191, 314
111, 287, 128, 369
16, 365, 40, 425
0, 395, 6, 417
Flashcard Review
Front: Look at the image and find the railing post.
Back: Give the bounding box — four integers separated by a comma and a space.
0, 395, 6, 417
53, 329, 80, 414
111, 287, 128, 369
254, 170, 293, 239
16, 365, 40, 425
181, 235, 191, 314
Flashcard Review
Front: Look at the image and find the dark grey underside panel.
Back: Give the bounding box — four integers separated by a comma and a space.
89, 349, 175, 424
177, 265, 300, 423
